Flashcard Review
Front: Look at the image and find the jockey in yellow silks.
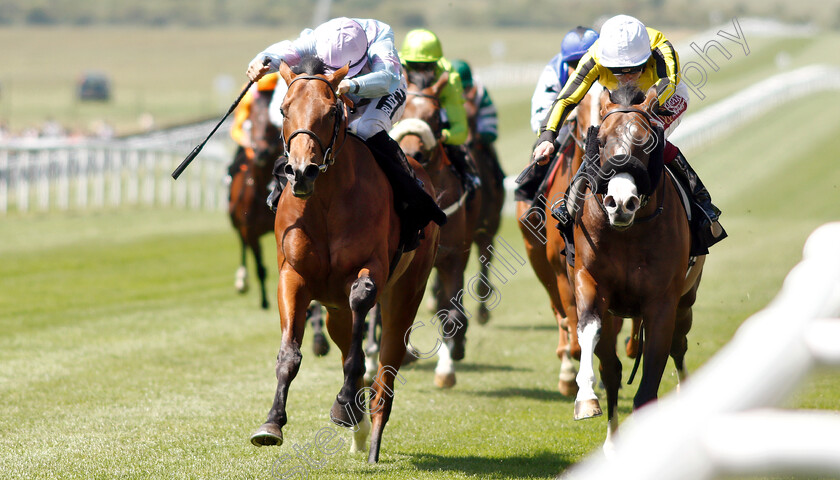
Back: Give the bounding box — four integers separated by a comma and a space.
533, 15, 725, 253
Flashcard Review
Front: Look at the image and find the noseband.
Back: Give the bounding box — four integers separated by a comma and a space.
584, 105, 665, 222
282, 75, 346, 174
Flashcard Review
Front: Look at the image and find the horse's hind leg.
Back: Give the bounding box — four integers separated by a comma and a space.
235, 236, 249, 293
250, 273, 309, 446
308, 302, 330, 357
329, 273, 377, 433
634, 298, 678, 410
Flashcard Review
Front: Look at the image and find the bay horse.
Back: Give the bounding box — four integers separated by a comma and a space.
249, 58, 440, 464
462, 84, 506, 325
516, 86, 605, 396
228, 87, 279, 310
388, 72, 481, 388
566, 85, 703, 450
228, 85, 330, 356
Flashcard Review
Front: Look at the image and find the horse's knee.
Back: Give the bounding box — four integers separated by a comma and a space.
350, 277, 377, 313
275, 346, 303, 380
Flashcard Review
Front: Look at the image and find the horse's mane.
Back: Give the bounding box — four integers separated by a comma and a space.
292, 55, 327, 75
609, 83, 645, 107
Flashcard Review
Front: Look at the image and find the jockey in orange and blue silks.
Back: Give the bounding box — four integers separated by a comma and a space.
225, 73, 280, 182
533, 15, 725, 253
245, 17, 445, 247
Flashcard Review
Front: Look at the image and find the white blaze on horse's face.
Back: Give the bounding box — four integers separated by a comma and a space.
603, 173, 640, 228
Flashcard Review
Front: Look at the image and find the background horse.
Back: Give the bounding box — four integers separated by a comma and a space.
462, 86, 506, 325
516, 86, 605, 396
389, 72, 481, 389
568, 85, 703, 451
249, 58, 439, 464
227, 85, 330, 356
228, 88, 278, 310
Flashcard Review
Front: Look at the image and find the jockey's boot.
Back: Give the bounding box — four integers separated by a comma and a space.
445, 144, 482, 196
265, 155, 288, 212
365, 131, 447, 251
669, 149, 726, 249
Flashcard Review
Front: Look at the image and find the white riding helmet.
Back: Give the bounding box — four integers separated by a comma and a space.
597, 15, 651, 68
314, 17, 369, 77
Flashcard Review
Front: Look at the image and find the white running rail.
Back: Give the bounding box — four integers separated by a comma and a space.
563, 222, 840, 480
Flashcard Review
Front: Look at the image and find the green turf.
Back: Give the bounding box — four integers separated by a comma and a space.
2, 88, 840, 479
3, 27, 840, 479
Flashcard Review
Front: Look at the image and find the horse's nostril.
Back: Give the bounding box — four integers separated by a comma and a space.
304, 164, 320, 179
627, 197, 640, 212
604, 196, 617, 209
284, 164, 294, 176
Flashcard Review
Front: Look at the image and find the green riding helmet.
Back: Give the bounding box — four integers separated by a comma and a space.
399, 29, 443, 63
451, 59, 473, 89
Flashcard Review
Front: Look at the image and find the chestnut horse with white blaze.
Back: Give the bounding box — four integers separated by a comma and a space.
568, 85, 702, 451
249, 59, 439, 464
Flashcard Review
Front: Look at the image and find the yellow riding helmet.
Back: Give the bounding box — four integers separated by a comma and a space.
399, 29, 443, 63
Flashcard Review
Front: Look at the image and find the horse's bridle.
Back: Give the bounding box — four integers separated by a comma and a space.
282, 75, 347, 174
585, 105, 665, 223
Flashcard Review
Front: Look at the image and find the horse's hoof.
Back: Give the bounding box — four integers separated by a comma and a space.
330, 398, 363, 428
250, 423, 283, 446
477, 307, 490, 325
558, 379, 579, 397
574, 399, 603, 420
312, 333, 330, 357
434, 372, 456, 389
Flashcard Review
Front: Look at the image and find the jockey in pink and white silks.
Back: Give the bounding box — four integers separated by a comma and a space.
246, 17, 445, 249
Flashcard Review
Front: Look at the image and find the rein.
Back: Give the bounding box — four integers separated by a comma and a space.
282, 75, 347, 174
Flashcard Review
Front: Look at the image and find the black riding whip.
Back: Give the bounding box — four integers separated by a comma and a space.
171, 57, 271, 180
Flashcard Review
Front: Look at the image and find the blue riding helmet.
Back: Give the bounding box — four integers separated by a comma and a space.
561, 26, 599, 63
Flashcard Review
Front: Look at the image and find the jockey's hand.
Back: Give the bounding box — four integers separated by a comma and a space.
533, 141, 555, 166
247, 59, 270, 82
337, 79, 352, 96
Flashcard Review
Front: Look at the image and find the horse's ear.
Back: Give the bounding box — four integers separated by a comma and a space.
431, 71, 449, 97
278, 60, 295, 86
328, 63, 350, 90
599, 88, 611, 117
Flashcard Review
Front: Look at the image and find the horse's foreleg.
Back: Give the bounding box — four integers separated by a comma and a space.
433, 265, 468, 388
634, 297, 678, 409
329, 274, 377, 432
366, 284, 424, 464
250, 273, 309, 447
671, 305, 692, 392
249, 235, 269, 309
595, 313, 622, 455
235, 236, 249, 293
574, 270, 605, 420
473, 234, 493, 325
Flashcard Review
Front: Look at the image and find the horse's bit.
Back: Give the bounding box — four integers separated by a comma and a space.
282, 75, 347, 174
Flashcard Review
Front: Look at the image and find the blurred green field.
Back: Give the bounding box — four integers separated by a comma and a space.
2, 27, 840, 480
